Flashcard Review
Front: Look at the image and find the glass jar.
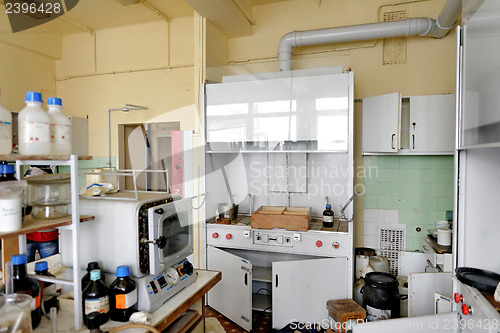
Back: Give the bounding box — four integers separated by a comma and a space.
27, 174, 70, 220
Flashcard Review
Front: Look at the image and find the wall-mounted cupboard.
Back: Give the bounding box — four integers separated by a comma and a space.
362, 93, 455, 155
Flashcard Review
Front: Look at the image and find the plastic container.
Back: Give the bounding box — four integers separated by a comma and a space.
34, 261, 59, 313
109, 265, 138, 322
11, 254, 42, 329
47, 97, 71, 155
81, 261, 106, 291
27, 174, 70, 220
83, 269, 109, 327
362, 272, 400, 322
0, 180, 27, 232
0, 95, 12, 155
437, 228, 452, 246
322, 204, 334, 228
0, 161, 16, 181
369, 256, 390, 273
18, 91, 51, 156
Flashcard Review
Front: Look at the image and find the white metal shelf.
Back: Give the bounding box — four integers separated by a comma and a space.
253, 266, 272, 283
15, 155, 83, 329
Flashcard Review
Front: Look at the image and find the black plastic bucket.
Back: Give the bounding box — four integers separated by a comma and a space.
362, 272, 400, 321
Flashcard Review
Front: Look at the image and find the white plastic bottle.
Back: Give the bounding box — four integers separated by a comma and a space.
0, 91, 12, 155
47, 97, 71, 155
18, 91, 51, 156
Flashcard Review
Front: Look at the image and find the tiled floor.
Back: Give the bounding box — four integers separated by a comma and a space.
205, 306, 273, 333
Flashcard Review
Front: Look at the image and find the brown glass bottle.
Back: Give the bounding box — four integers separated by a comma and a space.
82, 261, 106, 291
11, 254, 42, 329
34, 260, 59, 314
83, 269, 109, 326
322, 204, 334, 228
109, 265, 138, 322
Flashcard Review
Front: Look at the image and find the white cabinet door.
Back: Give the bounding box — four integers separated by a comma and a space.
408, 272, 452, 317
207, 246, 252, 331
362, 92, 401, 153
410, 94, 455, 153
272, 257, 349, 329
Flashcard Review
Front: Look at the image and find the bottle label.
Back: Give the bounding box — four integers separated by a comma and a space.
323, 216, 334, 223
0, 121, 11, 140
51, 124, 71, 144
85, 296, 109, 315
115, 289, 138, 309
0, 197, 22, 232
20, 120, 50, 144
31, 295, 41, 310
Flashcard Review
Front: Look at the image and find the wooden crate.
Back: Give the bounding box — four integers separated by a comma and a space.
251, 206, 310, 231
327, 299, 366, 332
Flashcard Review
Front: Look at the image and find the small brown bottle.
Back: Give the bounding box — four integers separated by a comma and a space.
323, 204, 334, 228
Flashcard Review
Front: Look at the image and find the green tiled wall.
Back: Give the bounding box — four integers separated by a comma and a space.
363, 155, 454, 251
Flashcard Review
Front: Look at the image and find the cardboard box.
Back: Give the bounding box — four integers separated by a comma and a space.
327, 299, 366, 332
251, 206, 310, 231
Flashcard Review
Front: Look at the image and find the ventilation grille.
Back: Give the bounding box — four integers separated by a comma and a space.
383, 10, 407, 65
378, 225, 406, 275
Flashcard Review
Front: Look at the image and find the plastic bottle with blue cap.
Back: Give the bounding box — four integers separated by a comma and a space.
109, 265, 138, 322
0, 90, 12, 155
47, 97, 71, 155
18, 91, 51, 156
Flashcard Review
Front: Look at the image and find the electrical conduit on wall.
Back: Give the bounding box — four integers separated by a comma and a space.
278, 0, 462, 71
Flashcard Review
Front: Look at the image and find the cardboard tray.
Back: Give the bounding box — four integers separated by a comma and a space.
251, 206, 311, 231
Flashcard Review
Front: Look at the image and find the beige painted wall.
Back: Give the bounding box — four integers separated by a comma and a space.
55, 18, 197, 161
0, 10, 62, 110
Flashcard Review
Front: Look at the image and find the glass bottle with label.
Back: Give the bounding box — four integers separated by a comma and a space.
34, 260, 59, 313
47, 97, 71, 155
11, 254, 42, 329
82, 269, 109, 326
323, 204, 334, 228
109, 265, 138, 322
18, 91, 51, 156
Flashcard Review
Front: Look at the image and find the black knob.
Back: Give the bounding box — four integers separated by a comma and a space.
155, 208, 164, 215
156, 236, 167, 249
181, 261, 194, 275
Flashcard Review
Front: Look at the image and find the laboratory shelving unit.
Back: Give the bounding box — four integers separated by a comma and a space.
0, 154, 94, 330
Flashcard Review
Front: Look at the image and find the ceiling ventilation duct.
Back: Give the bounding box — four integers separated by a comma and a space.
278, 0, 462, 71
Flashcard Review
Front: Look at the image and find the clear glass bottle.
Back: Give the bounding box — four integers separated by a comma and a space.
82, 269, 109, 326
109, 265, 138, 322
34, 260, 59, 313
323, 204, 334, 228
47, 97, 71, 155
18, 91, 50, 156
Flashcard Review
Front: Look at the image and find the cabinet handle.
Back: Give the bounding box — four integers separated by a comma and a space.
244, 273, 248, 286
391, 134, 396, 150
412, 135, 415, 149
275, 274, 279, 288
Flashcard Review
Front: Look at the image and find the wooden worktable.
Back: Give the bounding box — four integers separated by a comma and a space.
34, 269, 221, 332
